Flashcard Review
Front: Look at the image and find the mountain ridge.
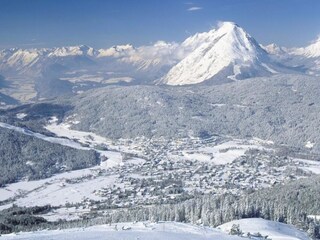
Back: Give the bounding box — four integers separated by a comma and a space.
1, 21, 320, 104
162, 22, 284, 85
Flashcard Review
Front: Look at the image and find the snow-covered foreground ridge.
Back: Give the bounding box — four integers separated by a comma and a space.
218, 218, 310, 240
0, 220, 309, 240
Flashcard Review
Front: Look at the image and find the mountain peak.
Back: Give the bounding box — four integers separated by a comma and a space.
217, 21, 238, 29
262, 43, 288, 55
48, 45, 96, 57
162, 22, 276, 85
97, 44, 134, 58
302, 36, 320, 57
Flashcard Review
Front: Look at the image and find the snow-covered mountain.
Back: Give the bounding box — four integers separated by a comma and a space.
97, 44, 134, 58
0, 42, 181, 80
1, 22, 319, 86
261, 37, 320, 76
291, 36, 320, 58
287, 37, 320, 76
162, 22, 282, 85
0, 46, 97, 75
0, 48, 44, 74
262, 43, 289, 56
48, 45, 97, 57
1, 21, 320, 101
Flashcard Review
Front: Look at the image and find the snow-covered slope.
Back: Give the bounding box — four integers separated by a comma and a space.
97, 41, 182, 80
0, 42, 181, 86
219, 218, 310, 240
262, 43, 289, 57
48, 45, 97, 57
286, 37, 320, 76
0, 48, 45, 73
1, 220, 310, 240
97, 44, 134, 58
2, 222, 242, 240
0, 45, 97, 75
162, 22, 280, 85
180, 28, 222, 53
291, 37, 320, 58
0, 22, 285, 85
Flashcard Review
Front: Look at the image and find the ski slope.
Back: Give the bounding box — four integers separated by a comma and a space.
1, 220, 310, 240
0, 222, 249, 240
218, 218, 310, 240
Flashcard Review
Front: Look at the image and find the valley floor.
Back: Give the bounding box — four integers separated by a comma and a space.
0, 119, 320, 221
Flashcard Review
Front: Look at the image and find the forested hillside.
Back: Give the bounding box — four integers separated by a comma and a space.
101, 176, 320, 238
53, 74, 320, 152
0, 127, 99, 186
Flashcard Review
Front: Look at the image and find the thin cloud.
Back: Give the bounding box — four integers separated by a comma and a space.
20, 42, 46, 46
187, 6, 202, 11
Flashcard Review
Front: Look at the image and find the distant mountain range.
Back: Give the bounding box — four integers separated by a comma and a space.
1, 21, 320, 103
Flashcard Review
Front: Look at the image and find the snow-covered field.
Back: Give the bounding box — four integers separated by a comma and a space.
169, 138, 270, 165
293, 158, 320, 174
218, 218, 310, 240
0, 152, 145, 211
0, 169, 119, 209
45, 116, 113, 149
0, 219, 309, 240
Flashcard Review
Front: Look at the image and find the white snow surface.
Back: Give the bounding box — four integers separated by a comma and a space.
1, 220, 310, 240
262, 43, 289, 56
305, 141, 314, 149
293, 158, 320, 174
0, 221, 248, 240
169, 138, 270, 165
15, 113, 27, 119
162, 22, 275, 85
48, 45, 97, 57
218, 218, 310, 240
291, 37, 320, 58
0, 45, 95, 73
44, 117, 111, 148
97, 44, 135, 58
5, 49, 42, 70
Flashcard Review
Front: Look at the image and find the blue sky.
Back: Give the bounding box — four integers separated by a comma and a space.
0, 0, 320, 49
